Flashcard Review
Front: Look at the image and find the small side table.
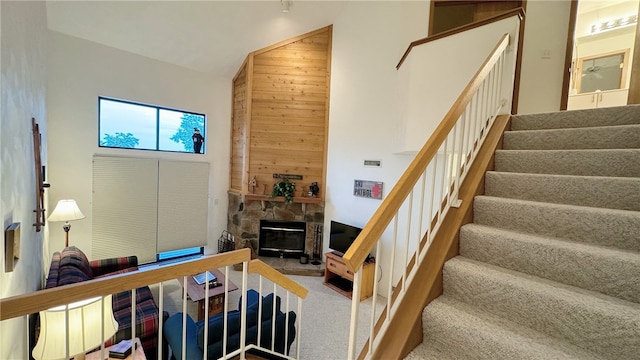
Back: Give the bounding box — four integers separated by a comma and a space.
182, 268, 238, 320
85, 338, 145, 360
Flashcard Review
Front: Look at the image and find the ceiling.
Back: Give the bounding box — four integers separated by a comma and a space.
46, 1, 348, 78
48, 1, 637, 78
578, 0, 638, 14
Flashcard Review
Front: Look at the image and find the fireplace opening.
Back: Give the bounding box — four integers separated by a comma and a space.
259, 220, 306, 258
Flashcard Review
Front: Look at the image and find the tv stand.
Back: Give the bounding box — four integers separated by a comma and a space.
324, 252, 374, 301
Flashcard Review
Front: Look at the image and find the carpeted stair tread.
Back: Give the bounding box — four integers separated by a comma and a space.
494, 149, 640, 177
484, 171, 640, 211
404, 339, 459, 360
473, 196, 640, 252
443, 257, 640, 359
407, 106, 640, 360
459, 224, 640, 303
503, 124, 640, 150
510, 105, 640, 130
409, 296, 604, 360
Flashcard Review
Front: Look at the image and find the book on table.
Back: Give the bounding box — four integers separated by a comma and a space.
193, 271, 217, 285
109, 340, 135, 359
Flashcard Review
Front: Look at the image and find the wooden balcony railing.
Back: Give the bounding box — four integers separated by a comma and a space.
0, 249, 308, 360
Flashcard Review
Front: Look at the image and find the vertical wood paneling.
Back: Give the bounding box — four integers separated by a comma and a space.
230, 64, 247, 192
322, 27, 333, 200
246, 26, 332, 197
244, 55, 254, 195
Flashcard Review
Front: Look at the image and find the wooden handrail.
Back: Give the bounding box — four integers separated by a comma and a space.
248, 259, 309, 299
342, 33, 510, 273
0, 249, 256, 321
397, 7, 524, 69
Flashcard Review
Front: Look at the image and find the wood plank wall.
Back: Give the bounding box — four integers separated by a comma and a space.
230, 26, 332, 198
231, 63, 248, 192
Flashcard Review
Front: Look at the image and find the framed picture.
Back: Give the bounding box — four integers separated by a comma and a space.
353, 180, 383, 200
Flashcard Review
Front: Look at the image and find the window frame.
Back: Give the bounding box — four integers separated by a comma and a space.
98, 96, 206, 154
575, 49, 630, 94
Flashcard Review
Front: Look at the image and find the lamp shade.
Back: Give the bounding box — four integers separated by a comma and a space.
48, 199, 85, 222
32, 296, 118, 360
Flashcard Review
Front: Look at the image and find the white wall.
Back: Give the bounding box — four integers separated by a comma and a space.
0, 2, 48, 358
325, 1, 429, 291
397, 16, 520, 153
518, 0, 572, 114
326, 1, 576, 293
47, 32, 230, 260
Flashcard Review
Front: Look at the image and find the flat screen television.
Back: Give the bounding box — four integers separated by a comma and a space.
329, 220, 362, 256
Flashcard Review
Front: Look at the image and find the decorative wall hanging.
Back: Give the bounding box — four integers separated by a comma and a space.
353, 179, 383, 200
32, 118, 47, 231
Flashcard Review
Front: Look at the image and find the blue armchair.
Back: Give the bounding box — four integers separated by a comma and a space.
164, 290, 297, 360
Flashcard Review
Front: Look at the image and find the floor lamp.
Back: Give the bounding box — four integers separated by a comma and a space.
48, 199, 85, 247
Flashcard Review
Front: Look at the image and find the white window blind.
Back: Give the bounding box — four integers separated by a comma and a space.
157, 160, 209, 253
92, 156, 209, 263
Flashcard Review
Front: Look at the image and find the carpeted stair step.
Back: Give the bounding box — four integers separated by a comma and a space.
406, 296, 603, 360
503, 124, 640, 150
405, 339, 459, 360
510, 105, 640, 130
494, 149, 640, 177
473, 196, 640, 252
443, 257, 640, 359
484, 171, 640, 211
459, 224, 640, 304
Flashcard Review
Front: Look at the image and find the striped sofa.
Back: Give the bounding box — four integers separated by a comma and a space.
45, 246, 166, 359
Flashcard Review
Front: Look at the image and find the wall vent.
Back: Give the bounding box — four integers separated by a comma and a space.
364, 160, 381, 167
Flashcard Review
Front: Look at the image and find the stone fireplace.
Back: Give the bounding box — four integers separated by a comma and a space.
227, 192, 324, 259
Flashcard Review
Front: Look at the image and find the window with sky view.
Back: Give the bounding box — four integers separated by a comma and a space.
99, 97, 206, 154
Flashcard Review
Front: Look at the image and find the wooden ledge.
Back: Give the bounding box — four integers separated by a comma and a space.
243, 194, 323, 204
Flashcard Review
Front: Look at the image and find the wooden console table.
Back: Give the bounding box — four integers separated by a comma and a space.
323, 252, 374, 301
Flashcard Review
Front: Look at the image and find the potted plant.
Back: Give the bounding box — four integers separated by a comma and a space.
271, 179, 296, 203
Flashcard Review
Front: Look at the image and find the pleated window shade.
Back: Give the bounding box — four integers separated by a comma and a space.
157, 159, 209, 253
92, 156, 209, 263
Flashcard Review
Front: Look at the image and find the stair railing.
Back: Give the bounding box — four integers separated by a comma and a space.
0, 248, 307, 360
342, 32, 516, 359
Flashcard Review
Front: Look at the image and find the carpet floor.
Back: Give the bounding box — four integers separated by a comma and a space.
150, 266, 385, 359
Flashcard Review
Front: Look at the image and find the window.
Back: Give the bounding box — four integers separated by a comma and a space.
99, 97, 206, 154
157, 247, 204, 263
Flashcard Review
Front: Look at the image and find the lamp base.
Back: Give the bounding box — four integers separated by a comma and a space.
63, 222, 71, 247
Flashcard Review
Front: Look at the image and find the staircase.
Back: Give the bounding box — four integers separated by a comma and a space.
406, 105, 640, 359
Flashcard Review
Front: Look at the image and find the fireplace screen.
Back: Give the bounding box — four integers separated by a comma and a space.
259, 220, 306, 258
